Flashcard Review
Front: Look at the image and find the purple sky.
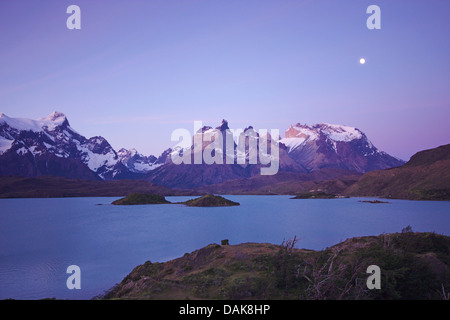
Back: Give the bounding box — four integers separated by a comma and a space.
1, 0, 449, 161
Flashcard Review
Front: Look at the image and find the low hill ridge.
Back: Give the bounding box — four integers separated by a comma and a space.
344, 144, 450, 200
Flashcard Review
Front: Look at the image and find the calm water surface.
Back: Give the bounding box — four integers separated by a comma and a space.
0, 195, 448, 300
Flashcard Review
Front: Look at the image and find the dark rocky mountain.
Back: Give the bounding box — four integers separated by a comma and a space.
344, 144, 450, 200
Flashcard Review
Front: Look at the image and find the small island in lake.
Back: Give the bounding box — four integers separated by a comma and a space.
359, 200, 391, 204
112, 193, 171, 205
111, 193, 240, 207
183, 194, 240, 207
291, 192, 341, 199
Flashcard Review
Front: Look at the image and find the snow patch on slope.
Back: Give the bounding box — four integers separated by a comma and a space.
75, 140, 117, 172
278, 137, 307, 152
319, 123, 363, 142
0, 137, 14, 154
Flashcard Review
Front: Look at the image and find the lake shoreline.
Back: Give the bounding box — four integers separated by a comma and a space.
1, 175, 448, 201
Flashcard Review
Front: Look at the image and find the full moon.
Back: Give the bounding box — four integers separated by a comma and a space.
360, 58, 366, 64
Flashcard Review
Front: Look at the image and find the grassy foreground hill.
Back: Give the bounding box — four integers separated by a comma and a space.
101, 231, 450, 300
344, 144, 450, 200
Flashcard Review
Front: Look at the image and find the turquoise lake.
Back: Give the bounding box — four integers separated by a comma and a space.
0, 195, 449, 299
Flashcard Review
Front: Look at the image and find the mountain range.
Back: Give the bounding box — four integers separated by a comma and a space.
0, 112, 404, 189
0, 112, 166, 180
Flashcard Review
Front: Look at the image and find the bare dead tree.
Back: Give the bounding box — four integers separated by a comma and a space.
296, 247, 342, 299
281, 235, 298, 252
279, 236, 299, 296
382, 233, 393, 250
297, 247, 370, 300
336, 257, 368, 300
442, 284, 450, 300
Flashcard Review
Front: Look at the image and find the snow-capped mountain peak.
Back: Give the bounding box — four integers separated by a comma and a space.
39, 111, 70, 129
44, 111, 66, 122
280, 122, 367, 152
278, 121, 404, 172
117, 148, 163, 173
0, 111, 72, 134
1, 112, 132, 179
279, 124, 319, 152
